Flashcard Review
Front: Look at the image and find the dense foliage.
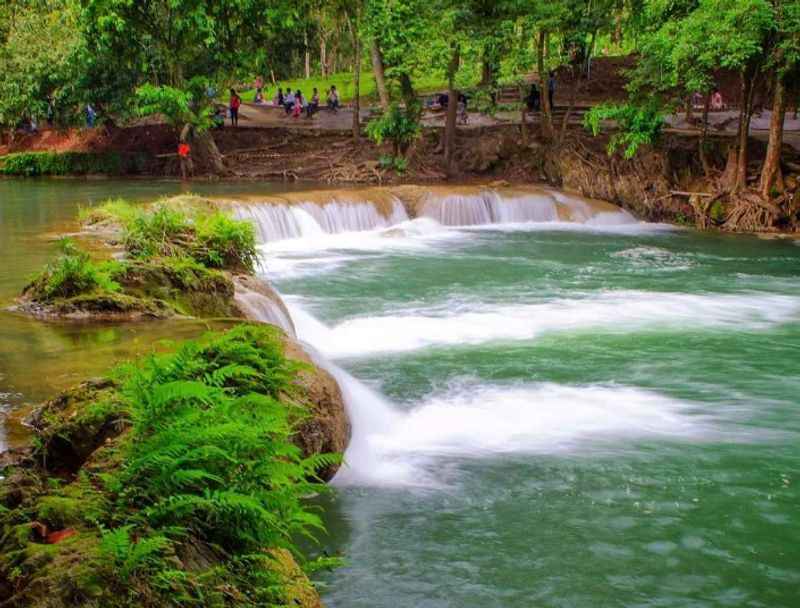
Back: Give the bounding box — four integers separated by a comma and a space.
0, 325, 340, 607
26, 238, 121, 300
25, 198, 257, 312
584, 102, 664, 158
0, 152, 125, 176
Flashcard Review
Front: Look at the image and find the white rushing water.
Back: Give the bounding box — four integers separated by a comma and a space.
287, 292, 800, 358
420, 189, 637, 227
233, 284, 296, 337
238, 187, 758, 488
231, 187, 640, 245
233, 198, 409, 242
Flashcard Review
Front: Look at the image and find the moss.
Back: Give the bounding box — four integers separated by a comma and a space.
0, 327, 337, 607
111, 259, 237, 317
29, 379, 127, 474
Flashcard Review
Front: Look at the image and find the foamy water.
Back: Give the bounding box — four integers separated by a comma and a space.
238, 187, 798, 493
330, 377, 717, 487
287, 292, 800, 358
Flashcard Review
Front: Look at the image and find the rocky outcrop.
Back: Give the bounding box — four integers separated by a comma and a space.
232, 274, 297, 336
282, 337, 350, 482
15, 259, 240, 321
232, 275, 350, 482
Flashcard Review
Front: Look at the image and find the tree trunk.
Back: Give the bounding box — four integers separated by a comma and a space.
304, 31, 311, 79
444, 44, 460, 167
759, 73, 786, 198
350, 21, 361, 143
193, 130, 225, 175
537, 30, 554, 140
699, 93, 712, 177
735, 72, 755, 192
370, 41, 390, 110
320, 38, 328, 77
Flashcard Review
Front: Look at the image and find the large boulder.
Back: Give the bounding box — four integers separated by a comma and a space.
282, 336, 350, 482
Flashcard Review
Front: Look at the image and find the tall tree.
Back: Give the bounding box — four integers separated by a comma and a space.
759, 0, 800, 197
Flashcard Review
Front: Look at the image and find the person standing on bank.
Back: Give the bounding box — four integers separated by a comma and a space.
229, 89, 241, 127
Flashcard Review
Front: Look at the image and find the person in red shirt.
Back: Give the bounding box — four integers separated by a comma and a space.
229, 89, 241, 127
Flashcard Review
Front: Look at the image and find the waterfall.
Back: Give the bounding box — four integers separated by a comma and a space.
233, 283, 296, 337
233, 198, 409, 243
421, 190, 561, 226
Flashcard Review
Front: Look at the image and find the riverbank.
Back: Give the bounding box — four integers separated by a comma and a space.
3, 121, 799, 233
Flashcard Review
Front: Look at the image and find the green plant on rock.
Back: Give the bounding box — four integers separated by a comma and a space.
193, 212, 258, 272
0, 326, 340, 607
366, 103, 421, 158
28, 238, 121, 301
123, 204, 192, 260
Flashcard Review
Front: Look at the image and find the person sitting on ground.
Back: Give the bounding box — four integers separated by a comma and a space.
274, 87, 284, 107
307, 88, 320, 118
327, 86, 340, 112
525, 83, 541, 112
229, 89, 241, 127
284, 89, 295, 115
292, 90, 304, 118
711, 90, 725, 111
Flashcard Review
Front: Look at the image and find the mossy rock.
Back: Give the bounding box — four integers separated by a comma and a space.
113, 259, 237, 318
27, 378, 127, 475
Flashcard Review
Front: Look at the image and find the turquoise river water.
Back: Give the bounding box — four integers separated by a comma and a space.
1, 179, 799, 607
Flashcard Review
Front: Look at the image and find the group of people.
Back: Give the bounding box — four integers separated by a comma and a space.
226, 82, 343, 127
525, 72, 556, 113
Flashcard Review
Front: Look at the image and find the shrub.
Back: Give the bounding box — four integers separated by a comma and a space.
584, 102, 664, 159
0, 152, 122, 176
366, 103, 420, 157
123, 204, 191, 259
0, 326, 340, 606
114, 324, 335, 564
193, 211, 258, 271
79, 199, 142, 227
119, 202, 257, 271
28, 238, 121, 300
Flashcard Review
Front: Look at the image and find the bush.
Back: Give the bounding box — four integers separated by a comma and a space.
584, 102, 664, 159
110, 325, 337, 588
28, 238, 121, 300
0, 326, 340, 606
120, 202, 257, 271
123, 204, 191, 259
0, 152, 123, 176
80, 199, 143, 227
193, 211, 258, 271
366, 103, 420, 157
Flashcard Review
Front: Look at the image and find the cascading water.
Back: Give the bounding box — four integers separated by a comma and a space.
231, 186, 640, 246
233, 283, 296, 337
233, 198, 409, 242
420, 187, 636, 226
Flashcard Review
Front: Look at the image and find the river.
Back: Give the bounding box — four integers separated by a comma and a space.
1, 178, 799, 606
